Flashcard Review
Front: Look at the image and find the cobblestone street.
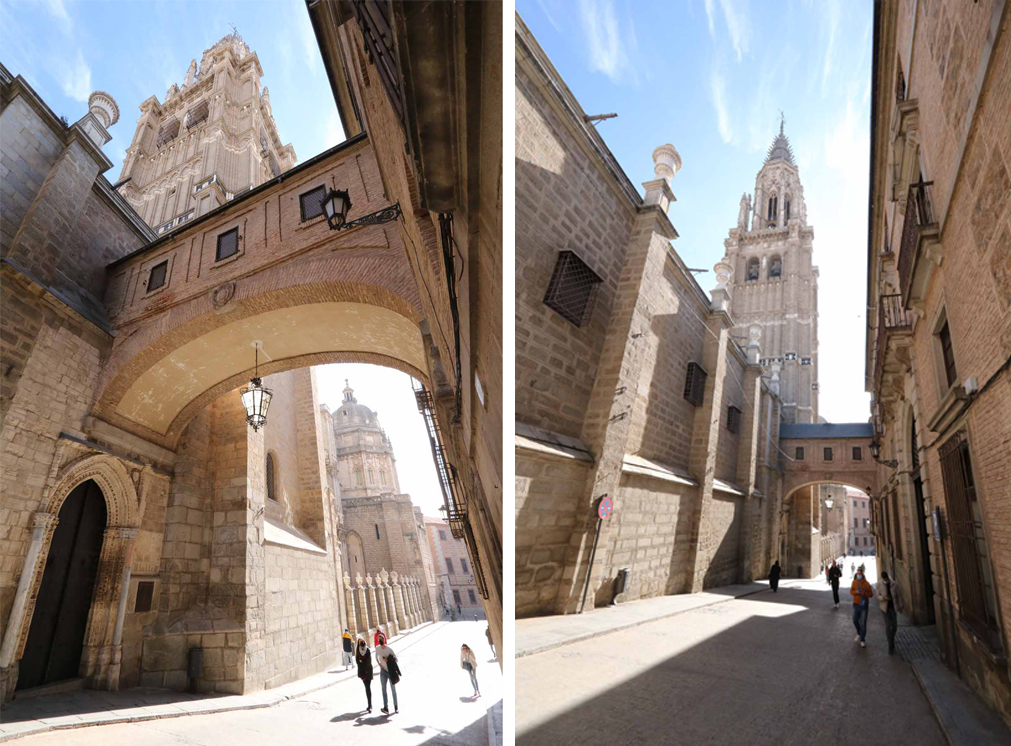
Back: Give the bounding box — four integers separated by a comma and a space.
516, 558, 946, 746
10, 622, 500, 746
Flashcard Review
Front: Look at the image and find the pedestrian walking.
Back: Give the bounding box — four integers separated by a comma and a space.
375, 638, 399, 714
355, 638, 373, 713
341, 628, 354, 670
828, 561, 843, 608
461, 643, 480, 697
851, 562, 855, 575
374, 626, 386, 649
850, 564, 874, 648
877, 571, 900, 655
486, 625, 496, 660
769, 560, 782, 593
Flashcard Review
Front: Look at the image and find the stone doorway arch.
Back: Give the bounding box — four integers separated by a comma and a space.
0, 453, 141, 695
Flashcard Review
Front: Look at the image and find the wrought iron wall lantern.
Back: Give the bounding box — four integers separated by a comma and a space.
824, 497, 834, 510
240, 344, 272, 431
322, 188, 402, 232
868, 440, 898, 468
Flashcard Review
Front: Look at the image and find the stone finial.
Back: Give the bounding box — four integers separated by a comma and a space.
652, 144, 682, 182
747, 324, 762, 365
355, 572, 363, 586
88, 91, 119, 128
365, 572, 373, 587
711, 258, 734, 311
769, 362, 781, 396
737, 192, 752, 229
184, 59, 197, 87
165, 83, 179, 101
379, 569, 389, 585
390, 571, 399, 585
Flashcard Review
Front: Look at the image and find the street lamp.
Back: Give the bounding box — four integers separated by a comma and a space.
868, 439, 898, 468
824, 497, 834, 510
322, 187, 402, 231
240, 345, 272, 432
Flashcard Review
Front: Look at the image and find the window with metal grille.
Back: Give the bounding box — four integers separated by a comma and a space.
769, 256, 782, 278
265, 453, 276, 501
148, 260, 167, 291
940, 431, 1001, 648
185, 100, 209, 128
746, 257, 759, 281
156, 119, 179, 148
683, 362, 707, 407
461, 558, 469, 574
446, 557, 454, 573
727, 405, 742, 433
216, 228, 239, 261
374, 524, 380, 540
795, 447, 804, 460
939, 320, 957, 389
134, 581, 155, 612
468, 589, 477, 604
453, 589, 461, 604
543, 250, 603, 327
823, 447, 833, 461
852, 446, 862, 461
299, 185, 326, 222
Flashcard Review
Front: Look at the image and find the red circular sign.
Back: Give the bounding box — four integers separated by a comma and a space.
597, 497, 613, 520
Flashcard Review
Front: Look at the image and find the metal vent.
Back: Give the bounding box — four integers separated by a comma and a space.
216, 228, 239, 261
156, 119, 179, 148
299, 185, 326, 222
684, 362, 707, 407
727, 405, 742, 434
543, 250, 603, 327
185, 100, 209, 128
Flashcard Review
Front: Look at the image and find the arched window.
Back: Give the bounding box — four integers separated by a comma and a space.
784, 197, 791, 222
266, 452, 277, 501
380, 468, 386, 485
746, 257, 760, 282
769, 255, 782, 279
355, 468, 363, 486
767, 196, 778, 221
367, 468, 374, 484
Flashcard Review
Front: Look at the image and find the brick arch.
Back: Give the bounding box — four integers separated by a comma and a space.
94, 272, 430, 451
782, 479, 877, 505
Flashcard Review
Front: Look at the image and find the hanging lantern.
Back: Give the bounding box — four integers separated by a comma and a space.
322, 188, 352, 231
824, 497, 834, 510
240, 346, 272, 431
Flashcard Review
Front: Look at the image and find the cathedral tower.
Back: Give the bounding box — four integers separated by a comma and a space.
117, 30, 297, 233
331, 380, 402, 498
717, 120, 820, 423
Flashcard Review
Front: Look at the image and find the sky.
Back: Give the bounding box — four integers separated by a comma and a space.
520, 0, 875, 423
0, 0, 346, 180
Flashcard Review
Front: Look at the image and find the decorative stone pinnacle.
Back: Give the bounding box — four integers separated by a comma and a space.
652, 144, 682, 182
88, 91, 119, 128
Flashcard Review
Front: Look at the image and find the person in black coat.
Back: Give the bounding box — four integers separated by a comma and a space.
827, 560, 843, 608
769, 560, 782, 593
355, 638, 373, 713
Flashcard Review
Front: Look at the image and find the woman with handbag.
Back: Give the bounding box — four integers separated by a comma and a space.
355, 637, 374, 713
461, 643, 480, 698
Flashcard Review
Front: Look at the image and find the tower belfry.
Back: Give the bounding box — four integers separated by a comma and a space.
117, 30, 297, 233
715, 120, 819, 423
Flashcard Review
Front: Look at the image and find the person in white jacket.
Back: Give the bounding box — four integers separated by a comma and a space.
461, 644, 480, 698
876, 571, 900, 654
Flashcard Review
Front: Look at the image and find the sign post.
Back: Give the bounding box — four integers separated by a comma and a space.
579, 496, 613, 614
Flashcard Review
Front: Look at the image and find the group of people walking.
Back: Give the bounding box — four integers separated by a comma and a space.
339, 625, 486, 716
768, 558, 901, 654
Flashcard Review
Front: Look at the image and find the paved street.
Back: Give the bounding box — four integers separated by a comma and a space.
517, 556, 946, 746
13, 621, 500, 746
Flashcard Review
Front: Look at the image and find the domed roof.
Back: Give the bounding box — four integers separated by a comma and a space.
334, 381, 382, 430
765, 118, 795, 166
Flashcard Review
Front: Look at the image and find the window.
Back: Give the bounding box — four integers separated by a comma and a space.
266, 453, 277, 501
135, 581, 155, 613
823, 447, 833, 461
438, 530, 446, 540
683, 362, 708, 407
938, 320, 958, 389
445, 558, 454, 573
852, 447, 862, 461
746, 257, 760, 281
854, 518, 858, 528
795, 447, 805, 460
367, 468, 374, 484
940, 430, 1001, 648
767, 195, 778, 221
355, 469, 363, 486
468, 589, 477, 604
461, 558, 469, 574
543, 250, 603, 327
727, 406, 742, 434
156, 119, 179, 148
784, 199, 791, 222
374, 524, 380, 540
299, 185, 326, 222
216, 228, 239, 261
863, 537, 868, 547
380, 469, 386, 485
453, 590, 461, 604
769, 256, 782, 279
185, 100, 209, 128
147, 260, 168, 291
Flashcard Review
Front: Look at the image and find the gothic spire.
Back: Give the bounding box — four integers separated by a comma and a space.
765, 117, 796, 166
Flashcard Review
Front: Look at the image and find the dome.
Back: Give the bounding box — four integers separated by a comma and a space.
334, 381, 383, 431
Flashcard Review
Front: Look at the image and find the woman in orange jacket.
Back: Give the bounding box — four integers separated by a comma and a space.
850, 565, 874, 647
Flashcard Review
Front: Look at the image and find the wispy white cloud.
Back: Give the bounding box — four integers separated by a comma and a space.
821, 0, 842, 96
43, 0, 71, 34
59, 50, 92, 102
297, 7, 320, 75
536, 0, 563, 34
323, 107, 343, 149
578, 0, 637, 84
710, 67, 733, 143
705, 0, 750, 62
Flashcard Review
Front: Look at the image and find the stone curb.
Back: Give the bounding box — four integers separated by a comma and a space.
0, 622, 441, 743
485, 697, 502, 746
514, 582, 795, 659
910, 658, 1011, 746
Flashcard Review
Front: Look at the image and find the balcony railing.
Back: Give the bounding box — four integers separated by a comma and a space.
874, 294, 915, 389
898, 180, 935, 305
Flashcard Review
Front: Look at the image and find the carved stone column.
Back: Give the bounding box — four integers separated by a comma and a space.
390, 571, 407, 631
374, 571, 389, 635
354, 573, 369, 637
380, 570, 398, 637
365, 573, 378, 630
407, 578, 419, 627
343, 573, 357, 638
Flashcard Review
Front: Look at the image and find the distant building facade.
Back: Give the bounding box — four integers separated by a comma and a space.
866, 0, 1011, 726
845, 489, 874, 556
425, 516, 484, 618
